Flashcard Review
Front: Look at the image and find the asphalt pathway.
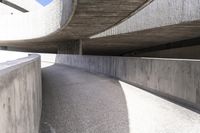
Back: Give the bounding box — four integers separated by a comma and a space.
40, 64, 200, 133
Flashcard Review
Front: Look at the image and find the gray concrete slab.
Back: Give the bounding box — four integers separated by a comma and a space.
42, 0, 149, 40
82, 0, 200, 55
40, 64, 200, 133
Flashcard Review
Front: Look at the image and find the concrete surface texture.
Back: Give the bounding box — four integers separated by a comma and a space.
93, 0, 200, 38
47, 0, 149, 40
0, 2, 22, 15
56, 54, 200, 110
57, 40, 82, 55
40, 64, 200, 133
0, 0, 72, 41
82, 22, 200, 55
0, 0, 151, 54
7, 0, 43, 11
82, 0, 200, 55
0, 54, 42, 133
0, 0, 200, 55
0, 0, 148, 42
136, 45, 200, 59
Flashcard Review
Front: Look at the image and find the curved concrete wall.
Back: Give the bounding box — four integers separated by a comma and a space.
0, 54, 42, 133
0, 0, 73, 41
92, 0, 200, 38
56, 55, 200, 111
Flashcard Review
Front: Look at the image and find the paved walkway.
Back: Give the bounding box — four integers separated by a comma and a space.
40, 64, 200, 133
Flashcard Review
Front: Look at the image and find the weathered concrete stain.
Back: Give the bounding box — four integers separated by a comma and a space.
0, 55, 42, 133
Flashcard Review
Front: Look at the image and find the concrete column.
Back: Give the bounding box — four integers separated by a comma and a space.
0, 46, 7, 50
57, 40, 82, 55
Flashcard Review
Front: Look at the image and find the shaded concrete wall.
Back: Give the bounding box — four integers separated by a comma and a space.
57, 40, 82, 55
136, 45, 200, 59
56, 55, 200, 110
0, 54, 42, 133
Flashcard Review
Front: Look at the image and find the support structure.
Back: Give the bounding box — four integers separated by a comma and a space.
57, 40, 82, 55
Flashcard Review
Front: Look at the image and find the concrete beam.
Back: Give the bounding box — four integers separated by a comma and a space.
123, 37, 200, 56
83, 21, 200, 55
135, 45, 200, 59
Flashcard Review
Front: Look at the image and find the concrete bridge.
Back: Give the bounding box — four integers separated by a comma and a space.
0, 0, 200, 133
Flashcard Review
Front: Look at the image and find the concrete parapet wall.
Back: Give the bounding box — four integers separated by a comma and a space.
56, 54, 200, 110
0, 54, 42, 133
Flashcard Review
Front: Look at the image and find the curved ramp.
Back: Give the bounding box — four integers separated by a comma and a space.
40, 64, 200, 133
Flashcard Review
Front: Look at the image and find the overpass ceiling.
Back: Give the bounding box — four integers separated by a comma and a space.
83, 20, 200, 55
0, 0, 149, 42
83, 0, 200, 55
40, 0, 150, 41
1, 0, 200, 56
4, 20, 200, 55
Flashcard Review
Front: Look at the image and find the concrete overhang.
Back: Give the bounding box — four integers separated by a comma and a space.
0, 0, 73, 41
0, 0, 148, 42
2, 0, 200, 56
83, 0, 200, 55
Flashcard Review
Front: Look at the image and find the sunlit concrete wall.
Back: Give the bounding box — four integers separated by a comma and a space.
0, 54, 42, 133
56, 55, 200, 110
0, 3, 21, 15
8, 0, 43, 11
0, 0, 73, 41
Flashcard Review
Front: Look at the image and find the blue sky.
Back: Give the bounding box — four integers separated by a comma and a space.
36, 0, 53, 6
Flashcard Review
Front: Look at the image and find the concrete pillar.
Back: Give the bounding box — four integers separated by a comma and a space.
57, 40, 82, 55
0, 46, 7, 50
